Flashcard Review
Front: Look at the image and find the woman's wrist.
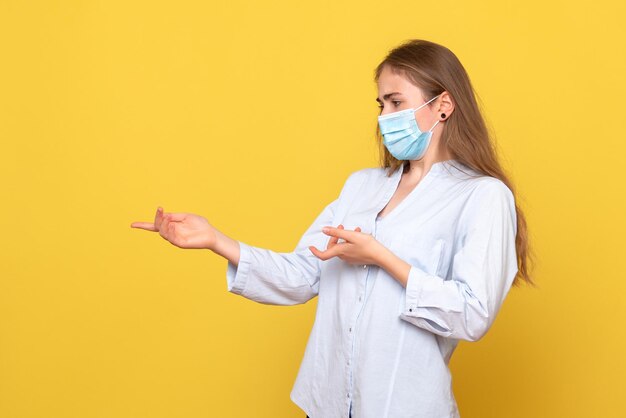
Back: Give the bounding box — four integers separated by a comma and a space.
375, 244, 410, 288
210, 229, 241, 267
373, 241, 394, 268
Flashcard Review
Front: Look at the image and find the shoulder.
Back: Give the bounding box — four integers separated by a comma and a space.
334, 166, 389, 200
469, 176, 515, 206
460, 176, 517, 231
342, 166, 387, 186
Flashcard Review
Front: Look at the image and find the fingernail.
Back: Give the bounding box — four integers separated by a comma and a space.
322, 227, 330, 233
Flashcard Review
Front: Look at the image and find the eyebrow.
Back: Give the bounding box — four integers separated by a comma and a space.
376, 92, 402, 103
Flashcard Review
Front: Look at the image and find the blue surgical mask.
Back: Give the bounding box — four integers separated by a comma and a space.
377, 93, 442, 160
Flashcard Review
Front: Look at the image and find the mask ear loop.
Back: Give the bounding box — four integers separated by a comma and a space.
425, 94, 443, 132
412, 93, 443, 132
414, 93, 442, 113
428, 119, 440, 132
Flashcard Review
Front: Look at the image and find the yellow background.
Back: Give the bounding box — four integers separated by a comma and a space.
1, 0, 625, 417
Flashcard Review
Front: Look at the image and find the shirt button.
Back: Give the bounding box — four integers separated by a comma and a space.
349, 327, 352, 332
409, 308, 413, 312
358, 296, 362, 302
362, 264, 367, 269
347, 393, 350, 398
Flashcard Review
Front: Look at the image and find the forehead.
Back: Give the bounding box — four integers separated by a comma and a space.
376, 65, 422, 96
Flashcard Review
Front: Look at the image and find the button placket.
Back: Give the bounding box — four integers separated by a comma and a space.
347, 223, 374, 409
348, 266, 366, 404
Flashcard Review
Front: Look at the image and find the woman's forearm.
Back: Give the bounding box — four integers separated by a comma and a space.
210, 229, 241, 267
210, 228, 412, 285
376, 245, 411, 288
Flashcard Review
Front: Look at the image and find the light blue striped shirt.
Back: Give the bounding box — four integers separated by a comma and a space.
226, 159, 519, 418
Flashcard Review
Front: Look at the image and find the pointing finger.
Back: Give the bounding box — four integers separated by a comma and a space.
322, 226, 356, 242
130, 222, 157, 231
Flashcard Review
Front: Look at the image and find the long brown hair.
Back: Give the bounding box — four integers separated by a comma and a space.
374, 39, 536, 288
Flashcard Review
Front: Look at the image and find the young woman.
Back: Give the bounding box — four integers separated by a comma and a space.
131, 39, 534, 418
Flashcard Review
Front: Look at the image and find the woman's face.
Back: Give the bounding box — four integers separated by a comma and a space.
376, 65, 441, 134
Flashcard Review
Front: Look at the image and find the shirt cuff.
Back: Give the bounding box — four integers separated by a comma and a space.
404, 265, 430, 313
401, 265, 454, 335
226, 241, 252, 295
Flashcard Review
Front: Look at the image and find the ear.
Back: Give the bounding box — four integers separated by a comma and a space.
437, 91, 455, 121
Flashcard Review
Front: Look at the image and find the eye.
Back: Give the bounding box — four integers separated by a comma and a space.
377, 100, 401, 110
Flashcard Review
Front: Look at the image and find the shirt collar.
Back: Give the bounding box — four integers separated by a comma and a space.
399, 159, 463, 178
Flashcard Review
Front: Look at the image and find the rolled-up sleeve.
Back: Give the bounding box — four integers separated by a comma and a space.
399, 179, 519, 342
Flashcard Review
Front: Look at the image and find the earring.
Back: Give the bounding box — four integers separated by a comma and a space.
441, 113, 446, 119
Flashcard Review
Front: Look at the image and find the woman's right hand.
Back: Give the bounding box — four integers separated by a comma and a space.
130, 207, 217, 250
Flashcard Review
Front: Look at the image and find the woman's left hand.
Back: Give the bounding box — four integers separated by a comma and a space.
309, 224, 384, 266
